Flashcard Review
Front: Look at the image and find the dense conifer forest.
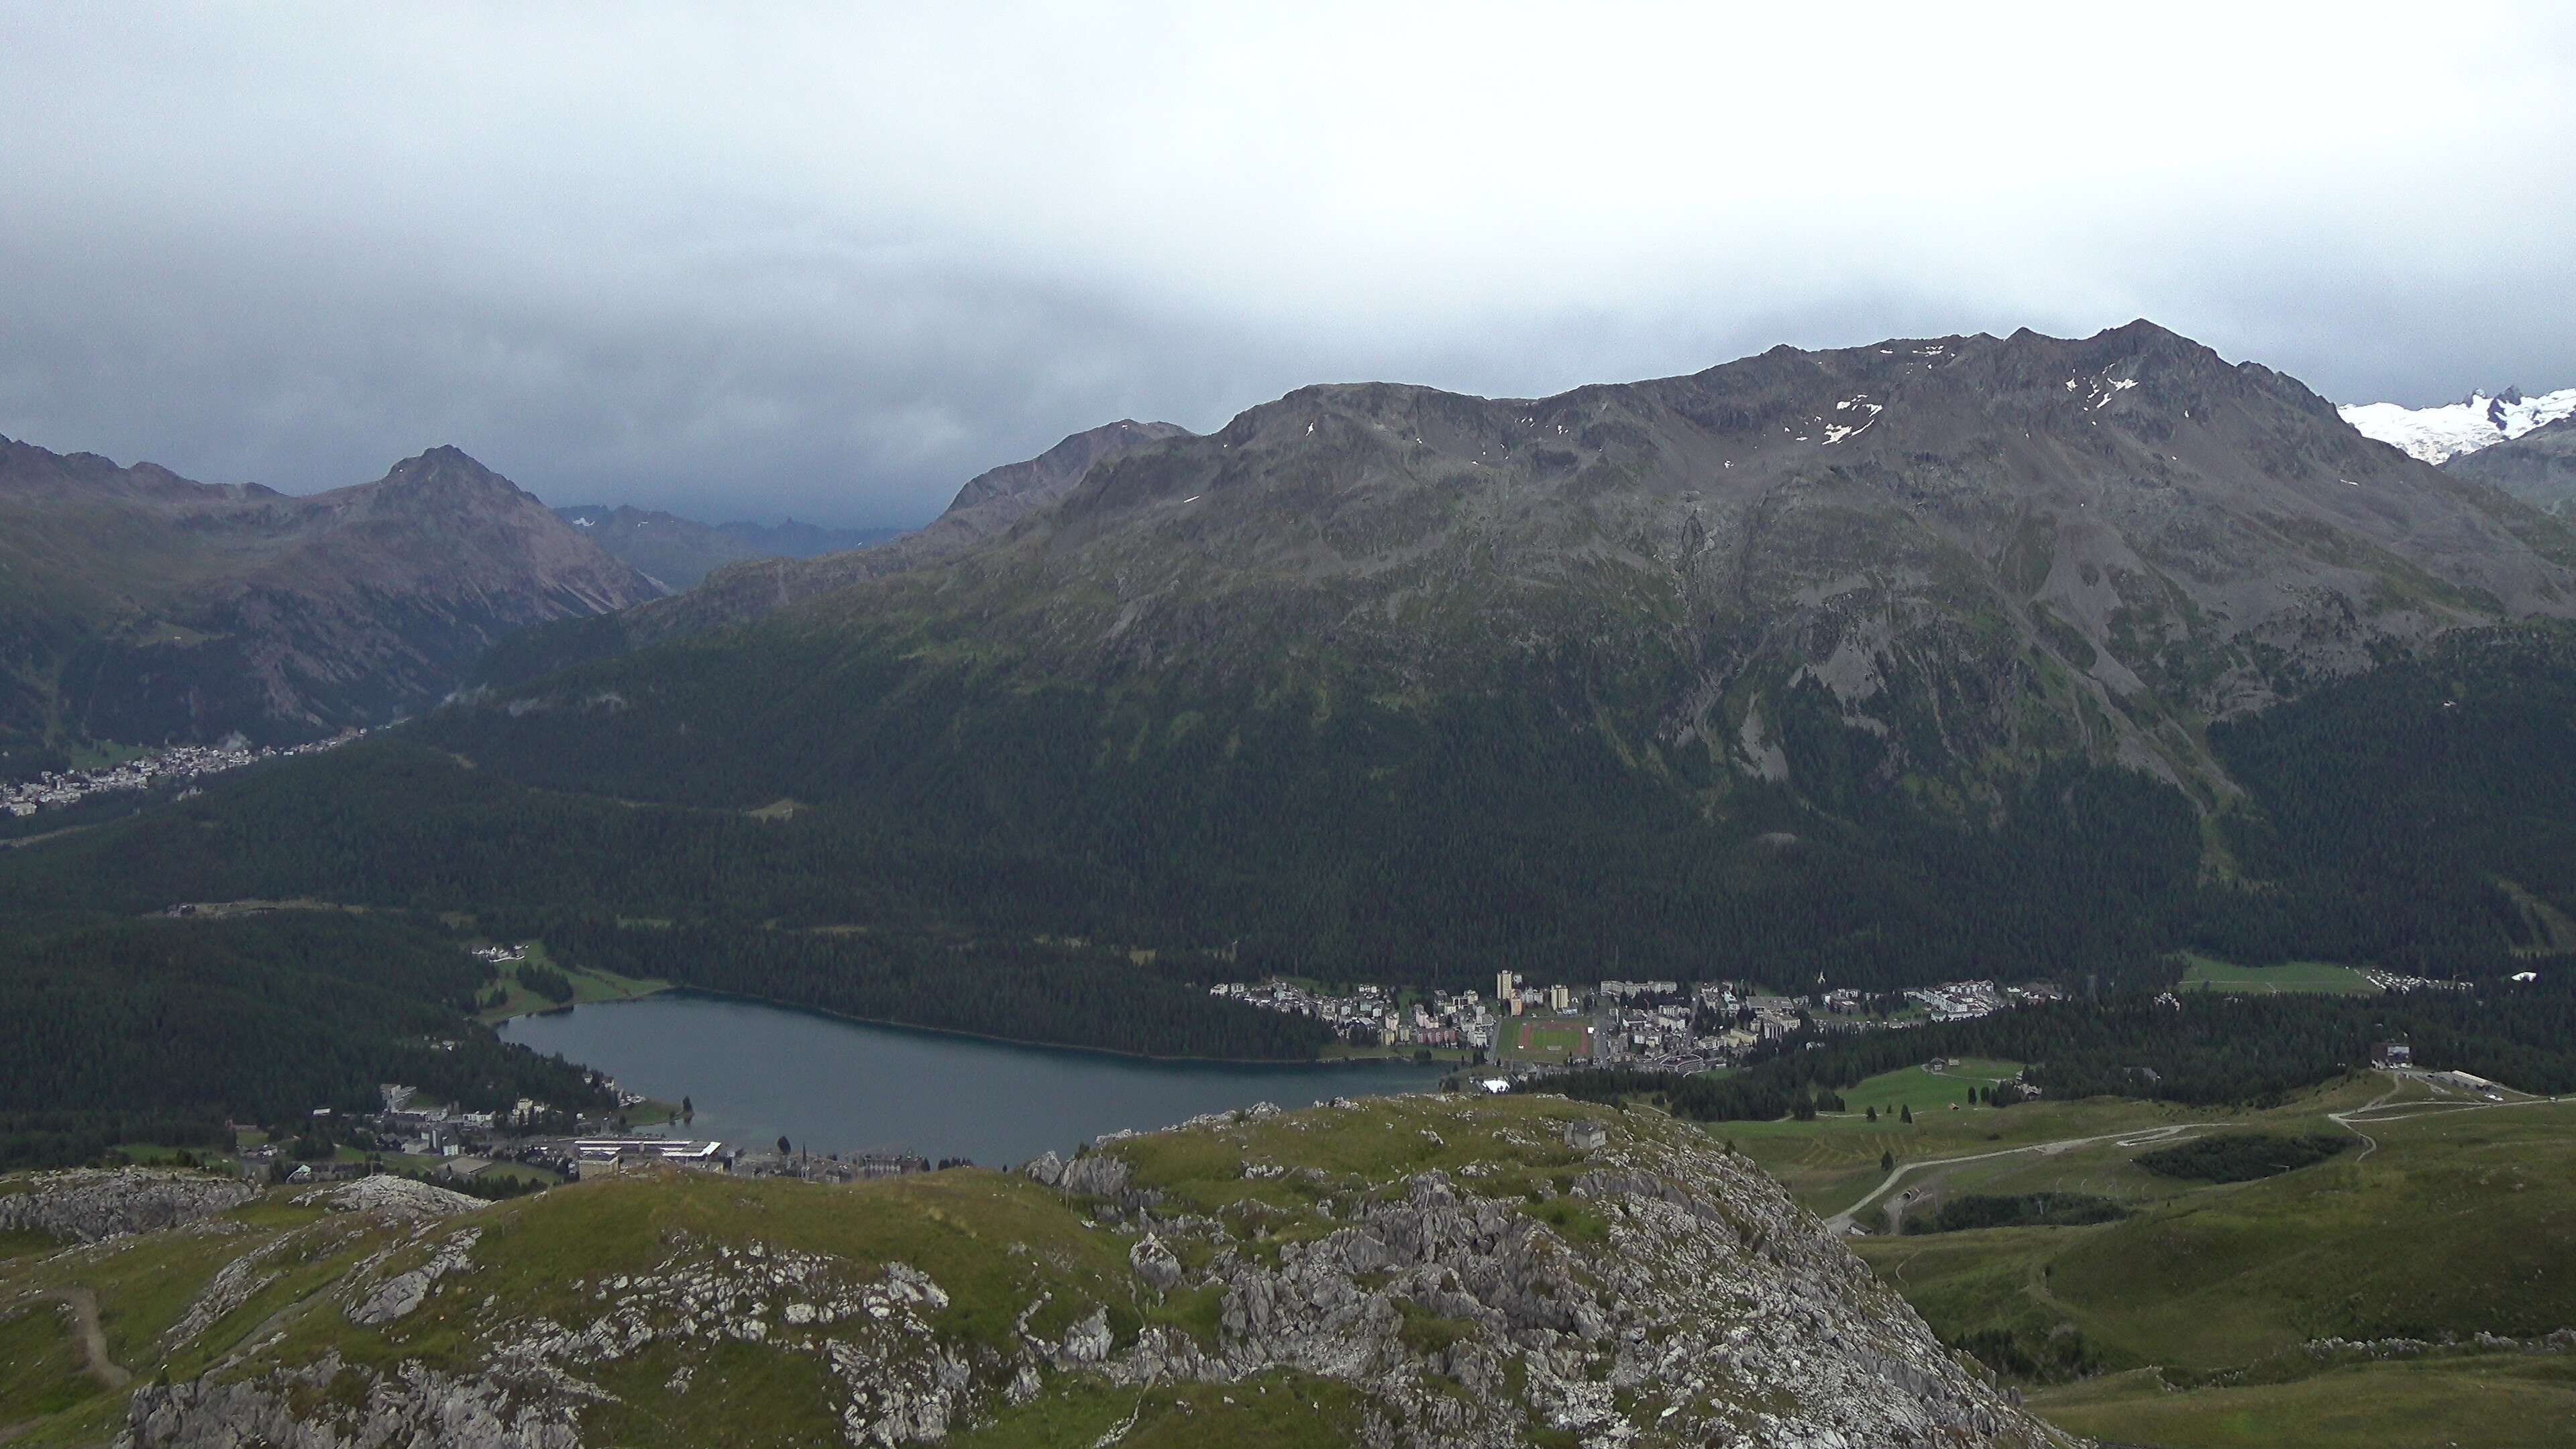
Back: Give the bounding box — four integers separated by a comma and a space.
22, 625, 2567, 999
537, 918, 1334, 1060
0, 913, 611, 1167
2132, 1132, 2354, 1183
8, 626, 2576, 1141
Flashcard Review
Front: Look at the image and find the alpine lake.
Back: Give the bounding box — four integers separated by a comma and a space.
498, 991, 1454, 1167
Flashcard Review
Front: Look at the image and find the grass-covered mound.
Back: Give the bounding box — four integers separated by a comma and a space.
1903, 1192, 2130, 1234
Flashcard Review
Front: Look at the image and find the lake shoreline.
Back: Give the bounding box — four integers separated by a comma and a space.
521, 983, 1458, 1072
498, 993, 1452, 1167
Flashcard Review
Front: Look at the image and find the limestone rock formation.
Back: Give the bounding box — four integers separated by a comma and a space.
0, 1168, 255, 1243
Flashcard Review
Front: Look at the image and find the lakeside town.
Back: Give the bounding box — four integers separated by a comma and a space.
1209, 971, 2070, 1076
225, 1077, 949, 1193
2, 731, 363, 818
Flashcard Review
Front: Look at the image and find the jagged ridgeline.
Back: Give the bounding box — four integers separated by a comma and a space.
1, 1096, 2057, 1448
16, 324, 2576, 991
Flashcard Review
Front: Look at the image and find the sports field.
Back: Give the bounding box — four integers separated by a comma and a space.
1501, 1018, 1592, 1063
2178, 953, 2378, 996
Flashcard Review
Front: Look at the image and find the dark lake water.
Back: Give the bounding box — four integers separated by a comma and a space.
498, 992, 1450, 1167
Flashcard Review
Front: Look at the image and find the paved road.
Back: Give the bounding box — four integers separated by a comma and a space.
1823, 1121, 2222, 1234
2328, 1069, 2565, 1162
1827, 1071, 2573, 1234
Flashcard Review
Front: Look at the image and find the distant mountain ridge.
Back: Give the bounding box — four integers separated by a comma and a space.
0, 439, 659, 777
2341, 385, 2576, 464
478, 419, 1189, 678
2443, 414, 2576, 515
552, 504, 906, 590
475, 323, 2576, 804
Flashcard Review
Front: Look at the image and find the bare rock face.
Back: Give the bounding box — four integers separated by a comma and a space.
0, 1169, 254, 1243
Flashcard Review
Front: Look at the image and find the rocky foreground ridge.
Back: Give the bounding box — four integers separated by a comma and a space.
0, 1096, 2069, 1448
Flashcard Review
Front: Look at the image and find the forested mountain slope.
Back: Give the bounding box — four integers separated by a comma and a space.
0, 440, 659, 777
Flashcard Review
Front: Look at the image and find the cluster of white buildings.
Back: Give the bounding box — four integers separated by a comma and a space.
1896, 979, 2066, 1023
1219, 969, 2079, 1068
1208, 979, 1497, 1049
1494, 971, 1588, 1016
2365, 969, 2475, 994
1902, 979, 2008, 1022
2, 731, 360, 818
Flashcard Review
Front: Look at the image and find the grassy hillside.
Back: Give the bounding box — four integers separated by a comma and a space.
1770, 1073, 2576, 1446
2178, 954, 2379, 995
0, 1095, 2051, 1449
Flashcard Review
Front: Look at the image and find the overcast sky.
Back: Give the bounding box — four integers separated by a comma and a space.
3, 4, 2572, 525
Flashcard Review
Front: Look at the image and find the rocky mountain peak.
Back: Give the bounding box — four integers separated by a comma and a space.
945, 418, 1191, 514
0, 434, 659, 763
368, 444, 536, 506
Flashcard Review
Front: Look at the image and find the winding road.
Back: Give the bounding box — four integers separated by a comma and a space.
1823, 1121, 2222, 1235
1826, 1070, 2571, 1235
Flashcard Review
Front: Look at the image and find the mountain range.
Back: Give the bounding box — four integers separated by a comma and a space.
16, 321, 2576, 993
551, 505, 906, 590
0, 439, 658, 777
484, 419, 1189, 675
2443, 414, 2576, 515
2340, 384, 2576, 465
478, 321, 2574, 807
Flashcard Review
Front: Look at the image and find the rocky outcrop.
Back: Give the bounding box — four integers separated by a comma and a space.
0, 1169, 254, 1244
123, 1351, 585, 1449
347, 1227, 482, 1326
1127, 1234, 1183, 1292
296, 1175, 486, 1222
1056, 1152, 1131, 1199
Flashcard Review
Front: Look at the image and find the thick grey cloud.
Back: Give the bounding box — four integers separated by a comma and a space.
3, 3, 2572, 525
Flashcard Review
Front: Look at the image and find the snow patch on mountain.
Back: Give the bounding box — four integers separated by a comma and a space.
2339, 388, 2576, 465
